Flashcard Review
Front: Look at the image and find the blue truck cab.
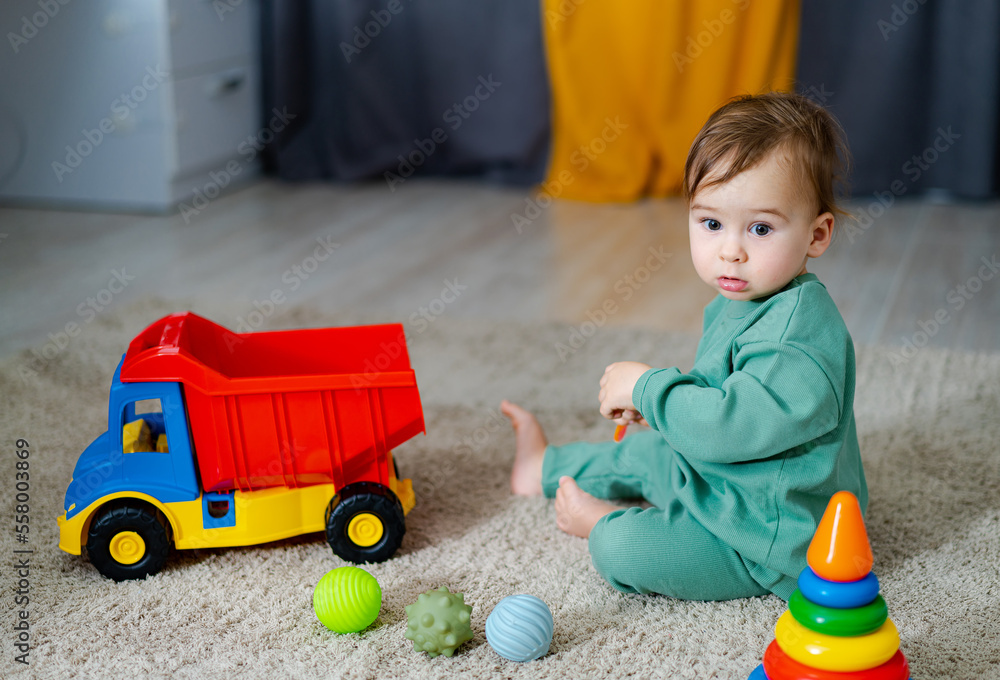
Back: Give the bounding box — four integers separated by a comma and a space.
58, 357, 201, 580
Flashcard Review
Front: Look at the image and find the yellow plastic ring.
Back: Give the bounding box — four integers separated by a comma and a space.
347, 513, 384, 547
775, 610, 899, 672
109, 531, 146, 565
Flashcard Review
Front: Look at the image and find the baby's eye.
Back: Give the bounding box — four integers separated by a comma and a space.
750, 223, 772, 236
702, 219, 722, 231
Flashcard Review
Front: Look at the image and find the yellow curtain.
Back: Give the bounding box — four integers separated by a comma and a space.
541, 0, 800, 202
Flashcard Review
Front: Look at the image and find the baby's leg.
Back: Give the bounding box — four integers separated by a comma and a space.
545, 432, 669, 538
554, 476, 622, 538
501, 400, 546, 496
503, 404, 659, 500
588, 498, 770, 601
542, 430, 667, 500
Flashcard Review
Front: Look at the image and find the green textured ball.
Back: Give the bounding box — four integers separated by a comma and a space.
313, 566, 382, 634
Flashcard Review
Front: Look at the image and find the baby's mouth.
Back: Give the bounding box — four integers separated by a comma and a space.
718, 277, 748, 292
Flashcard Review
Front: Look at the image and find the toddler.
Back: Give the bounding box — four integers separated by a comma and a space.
502, 92, 867, 601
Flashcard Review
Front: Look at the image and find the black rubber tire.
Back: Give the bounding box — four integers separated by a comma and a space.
325, 482, 405, 564
86, 502, 171, 582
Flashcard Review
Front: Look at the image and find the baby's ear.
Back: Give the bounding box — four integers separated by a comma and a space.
808, 212, 835, 258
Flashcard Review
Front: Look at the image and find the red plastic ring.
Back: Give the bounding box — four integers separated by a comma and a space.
763, 640, 909, 680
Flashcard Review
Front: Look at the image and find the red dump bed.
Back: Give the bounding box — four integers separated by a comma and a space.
119, 312, 425, 493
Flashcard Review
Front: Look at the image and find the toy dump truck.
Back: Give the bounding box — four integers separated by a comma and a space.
58, 312, 425, 581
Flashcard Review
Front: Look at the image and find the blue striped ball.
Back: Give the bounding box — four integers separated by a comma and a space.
485, 594, 554, 662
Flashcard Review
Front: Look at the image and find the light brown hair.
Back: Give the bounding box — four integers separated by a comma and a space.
683, 91, 851, 218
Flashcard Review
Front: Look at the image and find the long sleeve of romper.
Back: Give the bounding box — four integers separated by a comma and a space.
633, 340, 841, 463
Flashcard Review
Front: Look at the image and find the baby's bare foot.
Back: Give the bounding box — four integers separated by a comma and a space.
501, 400, 546, 496
555, 476, 620, 538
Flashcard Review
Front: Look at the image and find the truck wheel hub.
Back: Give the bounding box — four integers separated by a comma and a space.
109, 531, 146, 565
347, 513, 384, 547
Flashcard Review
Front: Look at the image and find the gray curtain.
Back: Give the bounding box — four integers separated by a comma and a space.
797, 0, 1000, 200
260, 0, 550, 186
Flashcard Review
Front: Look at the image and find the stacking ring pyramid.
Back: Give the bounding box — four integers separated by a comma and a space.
748, 491, 910, 679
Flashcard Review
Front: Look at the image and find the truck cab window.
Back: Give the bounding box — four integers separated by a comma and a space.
122, 398, 169, 454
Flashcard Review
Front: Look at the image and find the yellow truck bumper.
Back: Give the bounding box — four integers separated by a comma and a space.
57, 508, 85, 555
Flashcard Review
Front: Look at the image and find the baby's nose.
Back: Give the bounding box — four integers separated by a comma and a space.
719, 241, 747, 262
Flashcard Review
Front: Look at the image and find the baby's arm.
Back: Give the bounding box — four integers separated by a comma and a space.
635, 342, 841, 463
598, 361, 652, 424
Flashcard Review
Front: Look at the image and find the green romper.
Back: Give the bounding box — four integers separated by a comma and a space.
542, 273, 868, 601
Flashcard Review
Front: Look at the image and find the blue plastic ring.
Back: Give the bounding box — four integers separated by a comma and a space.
747, 663, 769, 680
797, 567, 880, 609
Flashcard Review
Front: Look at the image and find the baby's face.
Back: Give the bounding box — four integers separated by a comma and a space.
688, 150, 832, 301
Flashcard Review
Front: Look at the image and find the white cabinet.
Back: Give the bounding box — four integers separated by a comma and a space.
0, 0, 260, 212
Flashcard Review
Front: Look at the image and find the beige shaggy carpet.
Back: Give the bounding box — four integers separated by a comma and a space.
2, 298, 999, 679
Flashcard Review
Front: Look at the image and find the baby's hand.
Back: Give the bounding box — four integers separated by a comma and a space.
617, 409, 648, 427
598, 361, 652, 424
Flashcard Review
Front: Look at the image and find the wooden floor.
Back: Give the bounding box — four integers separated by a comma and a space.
1, 179, 998, 358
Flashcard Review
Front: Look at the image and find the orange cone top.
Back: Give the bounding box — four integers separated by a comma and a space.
806, 491, 873, 582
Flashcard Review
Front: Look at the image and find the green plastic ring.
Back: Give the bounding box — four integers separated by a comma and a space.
789, 589, 888, 637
